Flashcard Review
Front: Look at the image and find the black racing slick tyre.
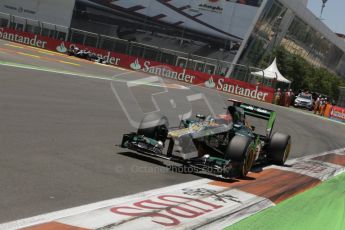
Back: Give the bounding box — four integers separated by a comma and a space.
225, 135, 255, 177
268, 132, 291, 165
137, 113, 169, 143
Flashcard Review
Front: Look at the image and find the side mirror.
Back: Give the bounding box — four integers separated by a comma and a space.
196, 114, 206, 120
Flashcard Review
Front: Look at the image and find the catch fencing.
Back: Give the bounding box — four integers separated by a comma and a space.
0, 11, 277, 87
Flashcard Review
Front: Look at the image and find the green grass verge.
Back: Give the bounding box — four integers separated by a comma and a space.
225, 172, 345, 230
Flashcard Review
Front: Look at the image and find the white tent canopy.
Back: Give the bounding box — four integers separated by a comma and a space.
251, 58, 291, 84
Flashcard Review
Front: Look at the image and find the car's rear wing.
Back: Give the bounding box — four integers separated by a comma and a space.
239, 103, 276, 138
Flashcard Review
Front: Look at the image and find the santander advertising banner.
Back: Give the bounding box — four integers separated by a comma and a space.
0, 27, 274, 102
329, 106, 345, 123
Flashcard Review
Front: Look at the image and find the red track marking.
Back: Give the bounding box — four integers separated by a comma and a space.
22, 222, 88, 230
312, 154, 345, 166
208, 168, 321, 203
4, 43, 25, 49
0, 47, 15, 53
3, 42, 78, 61
0, 45, 82, 66
2, 42, 126, 68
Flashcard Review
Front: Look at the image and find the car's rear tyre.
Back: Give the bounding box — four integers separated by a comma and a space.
224, 135, 255, 178
137, 113, 169, 143
268, 132, 291, 165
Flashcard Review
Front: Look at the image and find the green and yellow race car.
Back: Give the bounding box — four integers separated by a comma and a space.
121, 99, 291, 179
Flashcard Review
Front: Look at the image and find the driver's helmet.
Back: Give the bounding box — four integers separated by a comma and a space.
236, 107, 245, 124
228, 106, 245, 124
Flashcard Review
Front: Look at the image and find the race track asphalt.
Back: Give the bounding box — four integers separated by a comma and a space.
0, 40, 344, 223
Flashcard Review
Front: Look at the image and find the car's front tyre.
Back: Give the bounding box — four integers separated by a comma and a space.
224, 135, 255, 178
137, 113, 169, 143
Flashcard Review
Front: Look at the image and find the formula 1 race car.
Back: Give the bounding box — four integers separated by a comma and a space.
121, 99, 291, 178
67, 46, 107, 64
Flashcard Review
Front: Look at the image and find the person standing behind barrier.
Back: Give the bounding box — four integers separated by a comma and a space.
274, 88, 281, 105
319, 98, 325, 116
323, 100, 332, 117
321, 98, 329, 116
290, 90, 295, 106
314, 96, 320, 114
285, 89, 292, 107
280, 89, 286, 106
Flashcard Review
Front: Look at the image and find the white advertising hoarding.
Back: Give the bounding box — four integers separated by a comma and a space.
0, 0, 76, 28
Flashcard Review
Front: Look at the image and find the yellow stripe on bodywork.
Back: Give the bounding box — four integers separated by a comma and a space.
168, 128, 191, 138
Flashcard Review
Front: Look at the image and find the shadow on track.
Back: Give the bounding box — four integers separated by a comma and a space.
117, 151, 276, 183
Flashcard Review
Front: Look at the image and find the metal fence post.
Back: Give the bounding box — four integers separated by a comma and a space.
69, 29, 73, 42
142, 45, 146, 59
10, 15, 14, 28
186, 53, 191, 70
96, 34, 101, 49
157, 48, 162, 62
39, 22, 43, 36
112, 38, 116, 52
82, 32, 86, 45
24, 19, 27, 32
127, 42, 132, 56
216, 59, 220, 75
